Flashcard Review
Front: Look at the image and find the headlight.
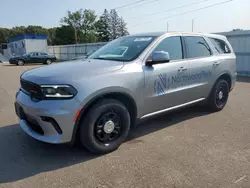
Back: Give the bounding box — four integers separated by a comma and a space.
40, 85, 77, 99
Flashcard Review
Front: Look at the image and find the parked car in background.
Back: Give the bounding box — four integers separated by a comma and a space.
9, 52, 57, 66
15, 32, 236, 154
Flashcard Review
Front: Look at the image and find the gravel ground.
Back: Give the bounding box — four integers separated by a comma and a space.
0, 64, 250, 188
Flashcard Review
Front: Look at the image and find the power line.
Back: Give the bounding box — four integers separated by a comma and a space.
113, 0, 151, 10
117, 0, 159, 12
131, 0, 233, 27
130, 0, 209, 19
97, 0, 156, 15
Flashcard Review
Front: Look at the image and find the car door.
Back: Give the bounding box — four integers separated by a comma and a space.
25, 52, 33, 63
37, 52, 46, 63
29, 52, 39, 63
182, 35, 216, 102
208, 36, 234, 83
143, 35, 191, 116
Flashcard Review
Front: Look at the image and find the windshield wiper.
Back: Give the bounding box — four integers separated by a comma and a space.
91, 57, 124, 62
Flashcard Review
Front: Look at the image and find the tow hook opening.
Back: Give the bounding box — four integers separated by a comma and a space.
41, 116, 63, 134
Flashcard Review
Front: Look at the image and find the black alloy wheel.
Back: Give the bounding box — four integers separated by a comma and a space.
94, 112, 122, 144
79, 99, 131, 154
208, 79, 229, 112
215, 81, 228, 108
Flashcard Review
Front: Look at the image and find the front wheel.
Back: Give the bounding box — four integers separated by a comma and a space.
79, 99, 131, 154
207, 79, 229, 112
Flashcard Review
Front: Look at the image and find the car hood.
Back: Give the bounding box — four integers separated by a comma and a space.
21, 59, 124, 84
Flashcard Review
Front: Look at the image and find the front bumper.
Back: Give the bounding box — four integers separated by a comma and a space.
15, 90, 81, 144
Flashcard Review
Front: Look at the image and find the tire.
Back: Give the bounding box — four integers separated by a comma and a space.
207, 79, 229, 112
17, 60, 24, 66
79, 99, 131, 154
45, 59, 52, 65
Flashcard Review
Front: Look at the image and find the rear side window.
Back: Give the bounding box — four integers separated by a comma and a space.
153, 36, 183, 61
209, 37, 231, 54
184, 36, 211, 58
31, 52, 38, 56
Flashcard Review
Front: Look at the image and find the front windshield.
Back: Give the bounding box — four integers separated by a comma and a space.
88, 36, 157, 61
23, 53, 30, 56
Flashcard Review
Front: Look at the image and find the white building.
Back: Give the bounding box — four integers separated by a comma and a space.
7, 34, 48, 57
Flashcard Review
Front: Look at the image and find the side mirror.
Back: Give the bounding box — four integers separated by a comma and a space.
146, 51, 170, 66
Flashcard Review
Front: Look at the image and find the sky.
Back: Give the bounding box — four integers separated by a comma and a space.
0, 0, 249, 34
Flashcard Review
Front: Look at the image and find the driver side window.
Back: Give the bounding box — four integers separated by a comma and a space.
153, 36, 183, 61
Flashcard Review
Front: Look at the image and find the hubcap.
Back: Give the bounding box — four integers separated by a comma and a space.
103, 120, 115, 134
218, 91, 223, 100
94, 112, 121, 144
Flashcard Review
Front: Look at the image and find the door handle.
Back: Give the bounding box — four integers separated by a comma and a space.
178, 67, 188, 72
213, 62, 220, 66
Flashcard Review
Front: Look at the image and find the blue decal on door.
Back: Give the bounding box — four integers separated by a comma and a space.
154, 73, 169, 96
154, 71, 212, 96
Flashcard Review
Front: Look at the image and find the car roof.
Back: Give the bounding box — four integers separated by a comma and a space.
129, 32, 167, 37
128, 31, 226, 40
30, 52, 47, 53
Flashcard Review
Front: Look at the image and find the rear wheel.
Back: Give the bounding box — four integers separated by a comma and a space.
207, 79, 229, 112
46, 59, 52, 65
79, 99, 131, 154
17, 60, 24, 66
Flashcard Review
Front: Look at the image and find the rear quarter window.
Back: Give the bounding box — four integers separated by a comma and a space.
209, 37, 231, 54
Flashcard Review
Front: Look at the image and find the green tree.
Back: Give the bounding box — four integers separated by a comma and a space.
110, 9, 120, 40
96, 9, 111, 42
95, 9, 129, 41
0, 8, 130, 45
25, 25, 48, 35
117, 17, 129, 37
10, 26, 26, 36
47, 28, 57, 45
0, 28, 10, 43
81, 9, 97, 42
61, 9, 84, 44
53, 26, 75, 45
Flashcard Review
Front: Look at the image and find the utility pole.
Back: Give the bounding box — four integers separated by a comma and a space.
192, 19, 194, 32
167, 22, 169, 32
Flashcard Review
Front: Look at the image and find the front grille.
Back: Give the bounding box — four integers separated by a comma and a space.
20, 79, 44, 100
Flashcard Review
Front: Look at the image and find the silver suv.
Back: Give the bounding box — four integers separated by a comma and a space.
15, 32, 236, 154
